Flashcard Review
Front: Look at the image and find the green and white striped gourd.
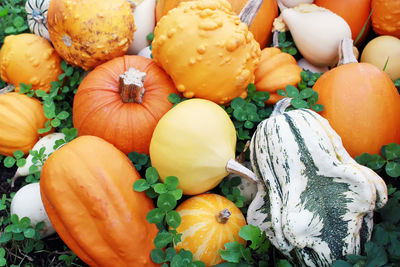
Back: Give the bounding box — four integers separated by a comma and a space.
247, 98, 388, 266
25, 0, 50, 41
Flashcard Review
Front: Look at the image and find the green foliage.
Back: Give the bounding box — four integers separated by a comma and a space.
276, 31, 297, 56
128, 151, 151, 172
0, 0, 29, 45
3, 150, 25, 168
168, 93, 187, 107
219, 176, 247, 208
58, 250, 79, 266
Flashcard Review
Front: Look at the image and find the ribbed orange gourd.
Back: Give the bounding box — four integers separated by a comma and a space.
73, 55, 177, 155
313, 38, 400, 157
254, 47, 302, 104
152, 0, 261, 105
155, 0, 278, 48
40, 135, 158, 267
0, 92, 47, 156
47, 0, 135, 70
0, 33, 62, 92
314, 0, 371, 45
371, 0, 400, 38
174, 193, 246, 266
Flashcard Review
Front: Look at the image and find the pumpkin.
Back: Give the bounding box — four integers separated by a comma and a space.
247, 97, 388, 266
25, 0, 50, 41
174, 193, 247, 266
0, 92, 47, 156
47, 0, 135, 70
371, 0, 400, 38
360, 35, 400, 81
152, 0, 261, 105
40, 135, 158, 267
254, 47, 302, 104
313, 38, 400, 157
155, 0, 278, 49
314, 0, 371, 45
149, 99, 237, 195
0, 33, 62, 93
73, 55, 177, 155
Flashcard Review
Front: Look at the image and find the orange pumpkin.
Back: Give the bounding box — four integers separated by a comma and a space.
254, 47, 302, 104
40, 135, 158, 267
72, 55, 177, 155
47, 0, 135, 70
314, 0, 371, 45
313, 38, 400, 157
155, 0, 278, 48
0, 33, 62, 92
0, 92, 47, 156
174, 193, 246, 266
371, 0, 400, 38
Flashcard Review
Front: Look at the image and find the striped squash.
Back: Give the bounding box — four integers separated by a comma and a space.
174, 193, 246, 266
25, 0, 50, 41
247, 98, 388, 266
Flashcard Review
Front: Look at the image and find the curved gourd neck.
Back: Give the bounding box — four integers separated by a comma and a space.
271, 97, 292, 117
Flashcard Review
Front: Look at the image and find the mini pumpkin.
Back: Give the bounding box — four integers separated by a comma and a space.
371, 0, 400, 38
0, 92, 47, 156
47, 0, 135, 70
25, 0, 51, 41
0, 33, 62, 92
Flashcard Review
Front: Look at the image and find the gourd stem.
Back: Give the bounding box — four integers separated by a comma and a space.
276, 0, 288, 12
272, 30, 280, 48
271, 97, 292, 117
119, 68, 146, 103
337, 37, 358, 66
11, 173, 20, 188
239, 0, 264, 26
216, 208, 231, 224
0, 84, 15, 95
226, 159, 259, 184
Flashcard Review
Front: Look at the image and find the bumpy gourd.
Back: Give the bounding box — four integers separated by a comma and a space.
47, 0, 135, 70
152, 0, 261, 105
25, 0, 51, 40
0, 33, 62, 92
0, 92, 47, 156
247, 98, 388, 266
371, 0, 400, 38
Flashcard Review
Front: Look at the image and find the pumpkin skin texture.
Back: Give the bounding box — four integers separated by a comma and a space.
73, 55, 177, 155
152, 0, 261, 105
174, 193, 246, 266
313, 63, 400, 157
254, 47, 302, 104
0, 92, 47, 156
0, 33, 62, 92
149, 99, 236, 195
47, 0, 135, 70
155, 0, 278, 48
314, 0, 371, 45
40, 135, 158, 267
371, 0, 400, 38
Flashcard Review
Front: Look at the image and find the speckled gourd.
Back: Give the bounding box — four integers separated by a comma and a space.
151, 0, 261, 105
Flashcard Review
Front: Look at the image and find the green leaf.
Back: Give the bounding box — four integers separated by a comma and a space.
13, 16, 24, 28
154, 183, 168, 194
219, 242, 245, 263
311, 104, 324, 112
291, 98, 309, 109
386, 161, 400, 178
178, 249, 193, 264
57, 111, 70, 120
0, 248, 5, 257
51, 118, 61, 127
277, 89, 286, 97
168, 93, 182, 104
147, 208, 165, 224
166, 210, 181, 228
170, 189, 183, 201
365, 242, 387, 267
157, 193, 177, 211
154, 231, 173, 248
171, 255, 184, 267
366, 154, 386, 170
165, 247, 177, 261
286, 85, 299, 98
356, 153, 372, 165
146, 188, 158, 199
19, 217, 31, 229
146, 167, 159, 184
299, 88, 315, 99
230, 97, 246, 109
133, 179, 150, 192
165, 176, 179, 190
239, 225, 262, 250
0, 258, 5, 267
331, 260, 353, 267
16, 158, 26, 168
0, 232, 12, 243
24, 228, 36, 238
13, 150, 24, 159
151, 248, 166, 264
384, 143, 400, 160
277, 260, 293, 267
4, 156, 16, 168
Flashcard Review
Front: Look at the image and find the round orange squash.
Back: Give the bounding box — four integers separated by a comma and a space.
73, 55, 177, 155
0, 33, 62, 92
40, 135, 158, 267
314, 0, 371, 45
155, 0, 278, 49
0, 92, 47, 156
371, 0, 400, 38
47, 0, 135, 70
313, 38, 400, 157
254, 47, 302, 104
174, 193, 246, 266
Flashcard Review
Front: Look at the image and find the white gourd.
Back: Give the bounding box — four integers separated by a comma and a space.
247, 98, 388, 266
25, 0, 51, 41
297, 58, 329, 73
278, 0, 314, 8
137, 46, 152, 59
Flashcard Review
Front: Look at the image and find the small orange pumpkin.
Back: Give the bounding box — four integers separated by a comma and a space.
0, 92, 47, 156
0, 33, 62, 92
174, 193, 247, 266
254, 47, 302, 104
73, 55, 177, 154
40, 135, 158, 267
313, 38, 400, 157
371, 0, 400, 38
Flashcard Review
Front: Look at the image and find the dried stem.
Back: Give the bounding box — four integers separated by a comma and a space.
337, 37, 358, 66
226, 159, 258, 184
239, 0, 264, 26
216, 208, 231, 224
119, 68, 146, 103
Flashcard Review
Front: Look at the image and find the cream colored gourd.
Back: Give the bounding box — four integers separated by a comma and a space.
297, 58, 329, 73
278, 0, 313, 8
138, 46, 152, 58
274, 4, 351, 67
25, 0, 51, 41
360, 35, 400, 81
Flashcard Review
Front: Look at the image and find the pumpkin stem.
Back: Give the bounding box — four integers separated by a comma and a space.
226, 159, 259, 184
239, 0, 264, 26
337, 37, 358, 66
119, 68, 146, 103
272, 30, 280, 48
271, 97, 292, 117
216, 208, 231, 224
0, 84, 15, 95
